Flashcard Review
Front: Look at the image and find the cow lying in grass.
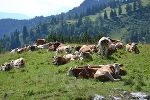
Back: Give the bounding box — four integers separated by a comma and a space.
11, 58, 25, 68
36, 39, 46, 46
94, 63, 124, 82
52, 52, 93, 65
0, 58, 25, 71
79, 45, 97, 53
68, 63, 126, 82
126, 43, 140, 54
52, 56, 70, 65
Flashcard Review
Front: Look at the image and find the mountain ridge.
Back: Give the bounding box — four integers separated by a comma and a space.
0, 12, 30, 20
0, 0, 109, 37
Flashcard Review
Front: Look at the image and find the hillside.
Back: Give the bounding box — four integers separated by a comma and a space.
0, 16, 50, 37
0, 44, 150, 99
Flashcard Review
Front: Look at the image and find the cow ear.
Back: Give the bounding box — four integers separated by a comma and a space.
119, 64, 124, 67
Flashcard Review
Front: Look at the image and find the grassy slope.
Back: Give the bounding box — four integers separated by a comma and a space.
0, 44, 150, 99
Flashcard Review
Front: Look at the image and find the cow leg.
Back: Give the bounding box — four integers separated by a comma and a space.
105, 48, 109, 58
100, 47, 105, 58
104, 71, 120, 82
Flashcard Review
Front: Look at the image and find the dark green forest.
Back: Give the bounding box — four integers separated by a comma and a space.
0, 0, 150, 52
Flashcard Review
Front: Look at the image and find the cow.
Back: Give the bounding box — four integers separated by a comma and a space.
108, 37, 121, 44
37, 43, 50, 49
126, 43, 140, 54
94, 63, 124, 82
17, 47, 28, 53
36, 39, 46, 46
56, 45, 72, 54
67, 64, 126, 81
88, 45, 98, 53
67, 66, 97, 78
115, 42, 124, 49
79, 45, 94, 53
63, 54, 80, 61
10, 48, 18, 54
79, 52, 93, 61
75, 45, 82, 51
97, 37, 112, 58
0, 62, 13, 71
48, 42, 62, 51
11, 58, 25, 68
107, 43, 117, 56
52, 56, 70, 65
28, 45, 38, 51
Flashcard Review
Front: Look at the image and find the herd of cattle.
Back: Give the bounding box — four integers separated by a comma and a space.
0, 37, 140, 82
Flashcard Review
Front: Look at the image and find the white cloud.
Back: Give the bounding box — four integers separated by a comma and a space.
0, 0, 84, 17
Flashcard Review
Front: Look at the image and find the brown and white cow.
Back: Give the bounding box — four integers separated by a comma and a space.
56, 45, 72, 54
79, 45, 97, 53
67, 64, 126, 81
17, 47, 28, 53
79, 52, 93, 61
36, 39, 46, 46
48, 42, 62, 51
115, 42, 124, 49
63, 54, 80, 61
37, 43, 50, 49
67, 66, 98, 78
94, 63, 124, 82
126, 43, 140, 54
52, 56, 70, 65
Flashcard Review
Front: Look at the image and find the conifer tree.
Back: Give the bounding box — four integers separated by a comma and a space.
104, 10, 108, 19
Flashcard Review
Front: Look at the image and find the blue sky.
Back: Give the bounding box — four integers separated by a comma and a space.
0, 0, 84, 17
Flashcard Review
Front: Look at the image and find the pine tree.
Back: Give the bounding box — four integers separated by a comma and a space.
137, 0, 142, 9
114, 9, 117, 17
104, 10, 108, 19
76, 16, 83, 27
22, 26, 28, 44
126, 3, 132, 15
118, 5, 122, 15
110, 9, 114, 18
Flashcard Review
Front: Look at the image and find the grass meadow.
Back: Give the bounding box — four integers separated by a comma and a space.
0, 44, 150, 99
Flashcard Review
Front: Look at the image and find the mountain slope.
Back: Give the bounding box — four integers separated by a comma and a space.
0, 16, 50, 37
68, 0, 111, 15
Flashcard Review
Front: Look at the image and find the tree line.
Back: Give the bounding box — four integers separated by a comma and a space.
0, 0, 149, 53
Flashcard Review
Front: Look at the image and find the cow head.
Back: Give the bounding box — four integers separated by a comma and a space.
20, 58, 25, 66
131, 43, 140, 54
67, 67, 74, 76
65, 46, 72, 53
52, 56, 57, 65
113, 63, 123, 75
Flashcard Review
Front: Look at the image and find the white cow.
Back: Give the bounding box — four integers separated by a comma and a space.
97, 37, 112, 58
37, 43, 49, 49
10, 48, 18, 54
11, 58, 25, 68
